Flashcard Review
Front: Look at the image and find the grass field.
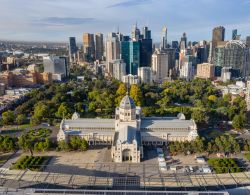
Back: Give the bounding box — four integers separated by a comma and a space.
245, 153, 250, 161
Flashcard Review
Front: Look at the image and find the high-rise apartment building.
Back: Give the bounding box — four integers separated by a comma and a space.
196, 63, 215, 79
111, 60, 126, 81
138, 67, 152, 84
152, 49, 172, 83
179, 55, 196, 80
69, 37, 77, 64
161, 27, 168, 50
83, 33, 95, 62
95, 33, 104, 60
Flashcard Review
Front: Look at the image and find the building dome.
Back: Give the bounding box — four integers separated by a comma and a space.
119, 94, 136, 110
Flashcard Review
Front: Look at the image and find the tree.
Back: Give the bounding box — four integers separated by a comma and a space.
18, 135, 33, 156
130, 84, 143, 106
31, 102, 49, 125
57, 103, 72, 119
57, 140, 69, 151
2, 110, 15, 125
80, 139, 88, 151
232, 114, 246, 130
0, 136, 16, 152
115, 83, 127, 106
191, 109, 208, 124
74, 102, 85, 114
208, 95, 217, 102
16, 114, 26, 125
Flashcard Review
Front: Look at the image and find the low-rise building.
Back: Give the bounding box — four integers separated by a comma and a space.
57, 94, 198, 163
122, 74, 139, 85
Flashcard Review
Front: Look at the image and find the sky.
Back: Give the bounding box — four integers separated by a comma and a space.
1, 0, 250, 42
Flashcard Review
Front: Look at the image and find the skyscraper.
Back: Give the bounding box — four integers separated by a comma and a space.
83, 33, 95, 62
129, 41, 140, 75
131, 24, 141, 41
161, 27, 168, 50
246, 36, 250, 48
69, 37, 77, 64
138, 67, 152, 84
95, 33, 104, 60
179, 55, 196, 80
180, 32, 187, 51
106, 33, 121, 74
112, 59, 126, 81
196, 47, 208, 64
232, 29, 238, 40
142, 26, 151, 39
212, 26, 225, 42
140, 26, 152, 67
172, 41, 179, 50
152, 49, 174, 83
209, 26, 226, 63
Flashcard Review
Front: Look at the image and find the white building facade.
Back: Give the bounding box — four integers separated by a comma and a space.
57, 94, 198, 163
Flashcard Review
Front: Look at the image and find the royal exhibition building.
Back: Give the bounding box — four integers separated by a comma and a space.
57, 94, 198, 163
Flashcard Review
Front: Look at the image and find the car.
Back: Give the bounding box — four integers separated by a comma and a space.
158, 157, 165, 162
202, 167, 212, 173
159, 162, 167, 167
41, 123, 50, 127
160, 166, 168, 172
196, 157, 206, 163
170, 166, 177, 171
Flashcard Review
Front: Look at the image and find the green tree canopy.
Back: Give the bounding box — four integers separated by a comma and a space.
2, 110, 15, 125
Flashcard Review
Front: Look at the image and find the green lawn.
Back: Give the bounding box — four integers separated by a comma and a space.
208, 158, 243, 174
18, 124, 32, 129
11, 155, 50, 171
245, 153, 250, 161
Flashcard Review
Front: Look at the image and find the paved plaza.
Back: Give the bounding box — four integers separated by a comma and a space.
0, 147, 250, 192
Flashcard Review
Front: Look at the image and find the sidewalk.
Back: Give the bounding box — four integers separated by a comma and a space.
0, 150, 22, 170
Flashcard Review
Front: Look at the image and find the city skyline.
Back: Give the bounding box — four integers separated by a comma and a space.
1, 0, 250, 42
